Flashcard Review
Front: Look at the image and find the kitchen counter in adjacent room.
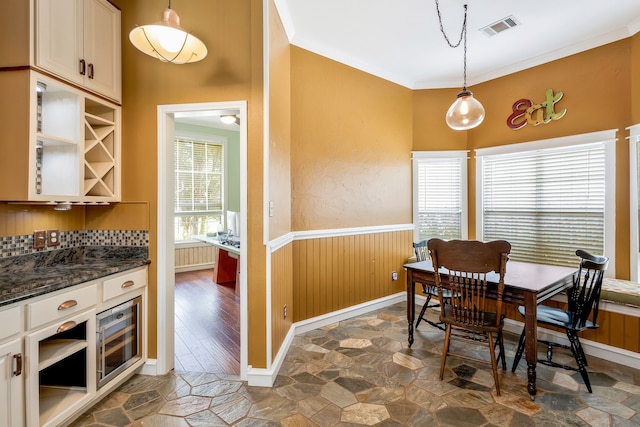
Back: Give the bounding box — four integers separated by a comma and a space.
0, 246, 150, 307
193, 234, 240, 294
193, 234, 240, 255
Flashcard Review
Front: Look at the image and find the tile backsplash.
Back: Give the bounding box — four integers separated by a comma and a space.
0, 230, 148, 258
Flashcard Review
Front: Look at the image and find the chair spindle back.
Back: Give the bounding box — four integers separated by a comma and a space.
413, 240, 429, 262
569, 249, 609, 330
428, 239, 511, 329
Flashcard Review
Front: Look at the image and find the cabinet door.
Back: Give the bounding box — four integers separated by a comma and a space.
35, 0, 121, 102
35, 0, 84, 87
83, 0, 121, 102
0, 339, 24, 427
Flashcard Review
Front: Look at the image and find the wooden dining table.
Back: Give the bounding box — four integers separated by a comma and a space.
404, 259, 577, 400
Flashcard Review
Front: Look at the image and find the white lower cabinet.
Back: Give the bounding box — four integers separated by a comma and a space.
25, 309, 96, 427
0, 265, 146, 426
0, 338, 24, 427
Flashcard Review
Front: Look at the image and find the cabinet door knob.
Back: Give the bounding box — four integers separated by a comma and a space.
57, 320, 77, 333
88, 63, 94, 79
121, 280, 135, 288
58, 300, 78, 310
13, 353, 22, 376
79, 59, 86, 76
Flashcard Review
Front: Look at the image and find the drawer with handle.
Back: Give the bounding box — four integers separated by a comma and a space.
27, 284, 97, 330
0, 306, 21, 340
103, 267, 147, 302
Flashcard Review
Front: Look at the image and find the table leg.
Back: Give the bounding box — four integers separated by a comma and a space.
407, 270, 415, 347
524, 292, 537, 400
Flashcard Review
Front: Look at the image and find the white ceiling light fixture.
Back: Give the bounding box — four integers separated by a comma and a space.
129, 0, 207, 64
220, 114, 239, 125
435, 1, 485, 131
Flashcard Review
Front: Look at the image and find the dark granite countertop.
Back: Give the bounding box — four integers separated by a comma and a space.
0, 246, 150, 308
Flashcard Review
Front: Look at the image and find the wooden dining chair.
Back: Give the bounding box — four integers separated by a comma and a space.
412, 240, 449, 331
428, 238, 511, 395
510, 249, 609, 393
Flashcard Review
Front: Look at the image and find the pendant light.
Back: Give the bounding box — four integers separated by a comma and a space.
129, 0, 207, 64
435, 1, 484, 130
220, 114, 240, 125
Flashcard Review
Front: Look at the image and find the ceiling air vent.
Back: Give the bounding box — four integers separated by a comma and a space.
480, 16, 519, 37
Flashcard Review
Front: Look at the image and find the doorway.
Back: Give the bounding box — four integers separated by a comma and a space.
156, 101, 248, 380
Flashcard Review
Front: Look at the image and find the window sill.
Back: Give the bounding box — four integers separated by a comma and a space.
175, 240, 209, 249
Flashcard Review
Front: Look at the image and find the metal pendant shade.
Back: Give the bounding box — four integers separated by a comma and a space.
435, 1, 484, 130
129, 2, 207, 64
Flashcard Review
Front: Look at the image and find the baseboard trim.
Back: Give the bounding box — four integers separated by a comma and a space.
246, 292, 407, 387
139, 358, 158, 376
174, 263, 215, 273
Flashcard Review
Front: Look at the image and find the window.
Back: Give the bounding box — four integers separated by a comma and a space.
174, 137, 224, 241
476, 130, 616, 271
412, 151, 468, 242
629, 124, 640, 281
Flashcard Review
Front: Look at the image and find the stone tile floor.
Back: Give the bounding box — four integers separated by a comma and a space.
70, 303, 640, 426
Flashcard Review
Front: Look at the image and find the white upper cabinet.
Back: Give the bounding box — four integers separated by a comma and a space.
35, 0, 121, 103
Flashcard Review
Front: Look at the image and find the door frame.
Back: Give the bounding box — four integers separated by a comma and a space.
156, 101, 248, 379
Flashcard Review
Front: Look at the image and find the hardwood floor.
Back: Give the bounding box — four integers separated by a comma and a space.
174, 269, 240, 375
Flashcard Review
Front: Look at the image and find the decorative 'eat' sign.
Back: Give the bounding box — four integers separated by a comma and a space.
506, 89, 567, 130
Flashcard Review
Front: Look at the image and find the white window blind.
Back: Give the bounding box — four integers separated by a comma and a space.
478, 139, 609, 267
174, 138, 224, 241
412, 152, 468, 242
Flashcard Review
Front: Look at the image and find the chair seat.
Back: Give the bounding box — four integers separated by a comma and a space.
442, 305, 502, 333
517, 305, 596, 331
511, 249, 609, 394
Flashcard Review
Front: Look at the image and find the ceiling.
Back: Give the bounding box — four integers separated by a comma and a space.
174, 110, 240, 130
274, 0, 640, 90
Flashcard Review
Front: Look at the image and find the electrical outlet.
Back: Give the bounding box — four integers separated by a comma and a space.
33, 230, 46, 249
391, 271, 398, 281
283, 304, 287, 319
47, 229, 60, 246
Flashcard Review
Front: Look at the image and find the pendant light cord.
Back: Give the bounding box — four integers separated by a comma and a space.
435, 1, 469, 90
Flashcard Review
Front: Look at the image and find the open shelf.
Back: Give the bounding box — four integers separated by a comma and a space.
39, 386, 88, 426
37, 133, 78, 146
85, 112, 114, 127
38, 339, 88, 371
82, 99, 117, 199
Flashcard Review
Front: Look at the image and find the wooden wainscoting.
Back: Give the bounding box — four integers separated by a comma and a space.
175, 243, 216, 272
293, 229, 413, 322
271, 242, 293, 360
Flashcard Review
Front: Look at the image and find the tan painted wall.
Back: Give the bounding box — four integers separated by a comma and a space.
268, 1, 294, 358
85, 202, 149, 231
414, 39, 635, 279
413, 87, 468, 151
0, 204, 84, 235
110, 0, 267, 367
0, 0, 30, 67
268, 0, 292, 240
633, 33, 640, 124
290, 47, 414, 231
